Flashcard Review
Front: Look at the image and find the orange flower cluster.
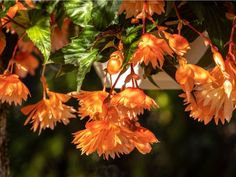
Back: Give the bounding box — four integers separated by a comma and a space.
21, 89, 76, 134
71, 88, 158, 159
176, 54, 236, 125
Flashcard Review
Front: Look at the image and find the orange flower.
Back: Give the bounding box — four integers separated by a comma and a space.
70, 91, 109, 120
181, 67, 236, 125
14, 52, 39, 78
131, 33, 173, 68
131, 123, 158, 154
111, 87, 158, 118
119, 0, 165, 18
175, 62, 212, 93
0, 74, 30, 105
165, 33, 190, 56
51, 18, 70, 52
72, 120, 134, 159
73, 119, 158, 159
107, 51, 124, 75
21, 91, 76, 133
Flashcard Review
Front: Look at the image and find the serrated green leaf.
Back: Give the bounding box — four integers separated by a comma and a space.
91, 0, 119, 30
26, 16, 51, 63
76, 49, 98, 91
64, 0, 93, 27
49, 26, 99, 91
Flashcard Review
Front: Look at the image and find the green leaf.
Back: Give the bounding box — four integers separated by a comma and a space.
91, 0, 120, 30
50, 26, 99, 91
76, 49, 98, 91
64, 0, 93, 27
26, 16, 51, 63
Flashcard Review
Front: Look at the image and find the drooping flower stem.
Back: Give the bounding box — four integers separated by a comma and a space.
142, 1, 147, 34
109, 70, 123, 95
227, 17, 236, 62
40, 64, 47, 99
6, 32, 26, 73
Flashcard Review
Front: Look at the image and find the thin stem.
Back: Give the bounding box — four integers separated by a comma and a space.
173, 3, 182, 34
0, 20, 10, 30
6, 32, 26, 73
5, 15, 26, 29
109, 71, 123, 95
174, 3, 181, 21
227, 17, 236, 62
142, 1, 147, 34
41, 64, 47, 99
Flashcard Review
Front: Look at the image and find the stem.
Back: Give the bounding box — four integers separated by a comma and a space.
142, 1, 147, 34
6, 32, 26, 73
5, 16, 26, 29
173, 3, 182, 34
0, 103, 9, 177
41, 64, 47, 99
109, 71, 123, 95
227, 17, 236, 62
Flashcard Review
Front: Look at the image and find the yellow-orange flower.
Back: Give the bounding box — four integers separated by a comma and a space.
73, 119, 158, 159
175, 62, 212, 93
119, 0, 165, 18
73, 120, 134, 159
21, 91, 76, 133
131, 123, 158, 154
180, 67, 236, 125
70, 91, 109, 120
165, 33, 190, 56
111, 87, 158, 118
131, 33, 173, 68
0, 74, 30, 105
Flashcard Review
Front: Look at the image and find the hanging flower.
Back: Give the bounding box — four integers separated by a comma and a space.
0, 73, 30, 105
130, 122, 158, 154
73, 118, 158, 159
72, 120, 134, 159
165, 33, 190, 56
21, 91, 76, 133
107, 51, 124, 75
175, 62, 212, 93
181, 67, 236, 125
111, 87, 158, 118
70, 91, 109, 120
119, 0, 165, 18
131, 33, 173, 68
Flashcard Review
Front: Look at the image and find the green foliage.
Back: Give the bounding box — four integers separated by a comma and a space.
64, 0, 93, 27
50, 26, 99, 91
26, 13, 51, 63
